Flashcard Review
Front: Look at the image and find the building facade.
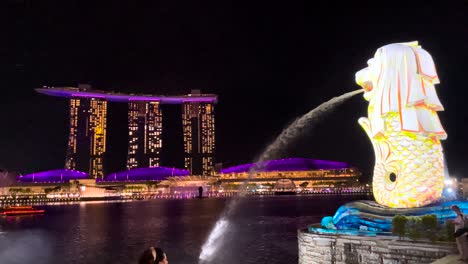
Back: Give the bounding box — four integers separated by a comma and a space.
37, 85, 217, 177
127, 101, 163, 169
217, 158, 360, 188
182, 92, 216, 175
65, 95, 107, 179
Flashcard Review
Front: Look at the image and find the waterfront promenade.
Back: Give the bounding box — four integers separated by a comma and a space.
0, 187, 371, 206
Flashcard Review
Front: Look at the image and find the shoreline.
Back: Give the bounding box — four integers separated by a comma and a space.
0, 192, 372, 207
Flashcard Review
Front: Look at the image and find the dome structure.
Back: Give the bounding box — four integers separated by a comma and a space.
17, 169, 89, 183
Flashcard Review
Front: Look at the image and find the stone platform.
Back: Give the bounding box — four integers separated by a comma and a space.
431, 255, 463, 264
298, 229, 457, 264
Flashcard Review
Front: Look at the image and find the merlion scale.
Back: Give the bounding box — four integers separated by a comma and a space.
356, 41, 446, 208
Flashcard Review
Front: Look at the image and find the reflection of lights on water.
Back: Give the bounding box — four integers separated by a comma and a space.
199, 218, 229, 263
447, 188, 453, 193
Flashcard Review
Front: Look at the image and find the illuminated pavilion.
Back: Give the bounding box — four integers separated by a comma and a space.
216, 158, 361, 188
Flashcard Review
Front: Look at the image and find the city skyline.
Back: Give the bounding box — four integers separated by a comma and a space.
5, 1, 468, 182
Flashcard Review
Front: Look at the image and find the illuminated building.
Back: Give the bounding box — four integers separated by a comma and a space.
89, 98, 107, 178
99, 167, 190, 182
127, 101, 163, 169
64, 85, 107, 178
217, 158, 360, 187
182, 90, 216, 175
36, 86, 217, 177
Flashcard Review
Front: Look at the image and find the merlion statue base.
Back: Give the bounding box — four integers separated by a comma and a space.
319, 200, 468, 233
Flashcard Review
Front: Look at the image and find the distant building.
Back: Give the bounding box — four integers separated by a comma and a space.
17, 169, 89, 183
36, 85, 218, 176
127, 101, 163, 169
217, 158, 361, 187
65, 85, 107, 178
182, 90, 216, 176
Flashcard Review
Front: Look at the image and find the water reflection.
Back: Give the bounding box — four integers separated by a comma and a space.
0, 229, 52, 264
0, 195, 370, 264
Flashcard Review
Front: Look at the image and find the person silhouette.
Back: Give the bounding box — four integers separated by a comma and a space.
198, 186, 203, 198
451, 205, 468, 261
138, 247, 156, 264
138, 247, 168, 264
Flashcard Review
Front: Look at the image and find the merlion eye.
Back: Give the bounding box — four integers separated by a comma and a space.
389, 172, 397, 182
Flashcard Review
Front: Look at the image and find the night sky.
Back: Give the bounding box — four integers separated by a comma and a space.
5, 1, 468, 182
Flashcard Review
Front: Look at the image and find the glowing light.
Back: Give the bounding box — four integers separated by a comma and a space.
36, 87, 218, 104
98, 167, 189, 182
220, 158, 348, 174
182, 101, 216, 175
80, 186, 86, 191
356, 42, 446, 208
17, 169, 89, 183
199, 218, 229, 263
127, 102, 163, 170
321, 200, 468, 232
445, 179, 453, 185
65, 96, 107, 178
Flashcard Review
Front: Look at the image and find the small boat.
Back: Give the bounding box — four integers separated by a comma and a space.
0, 206, 45, 216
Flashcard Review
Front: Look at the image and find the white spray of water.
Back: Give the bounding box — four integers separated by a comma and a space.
199, 218, 230, 263
443, 154, 450, 180
199, 89, 364, 263
442, 153, 457, 199
250, 89, 365, 172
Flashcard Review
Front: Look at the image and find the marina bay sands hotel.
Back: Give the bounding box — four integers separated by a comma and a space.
36, 84, 217, 179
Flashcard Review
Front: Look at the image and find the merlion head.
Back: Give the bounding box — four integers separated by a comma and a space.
356, 41, 439, 101
355, 41, 446, 139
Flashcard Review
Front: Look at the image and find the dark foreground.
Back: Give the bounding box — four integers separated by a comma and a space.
0, 194, 371, 264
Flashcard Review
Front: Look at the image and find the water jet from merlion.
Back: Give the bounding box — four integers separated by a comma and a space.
198, 88, 364, 263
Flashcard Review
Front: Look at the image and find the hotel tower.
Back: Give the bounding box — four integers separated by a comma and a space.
64, 84, 107, 178
127, 101, 163, 169
36, 85, 217, 177
182, 90, 216, 175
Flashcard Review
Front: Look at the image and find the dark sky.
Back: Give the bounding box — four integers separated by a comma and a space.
4, 1, 468, 182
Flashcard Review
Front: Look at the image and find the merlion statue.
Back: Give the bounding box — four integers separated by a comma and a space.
356, 41, 447, 208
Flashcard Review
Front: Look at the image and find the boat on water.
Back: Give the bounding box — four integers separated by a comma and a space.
0, 206, 45, 216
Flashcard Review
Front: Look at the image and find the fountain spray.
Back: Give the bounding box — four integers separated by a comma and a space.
199, 89, 364, 263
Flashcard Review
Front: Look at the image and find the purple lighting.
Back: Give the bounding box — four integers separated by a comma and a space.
36, 87, 218, 104
220, 158, 349, 174
17, 169, 89, 183
99, 167, 190, 182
